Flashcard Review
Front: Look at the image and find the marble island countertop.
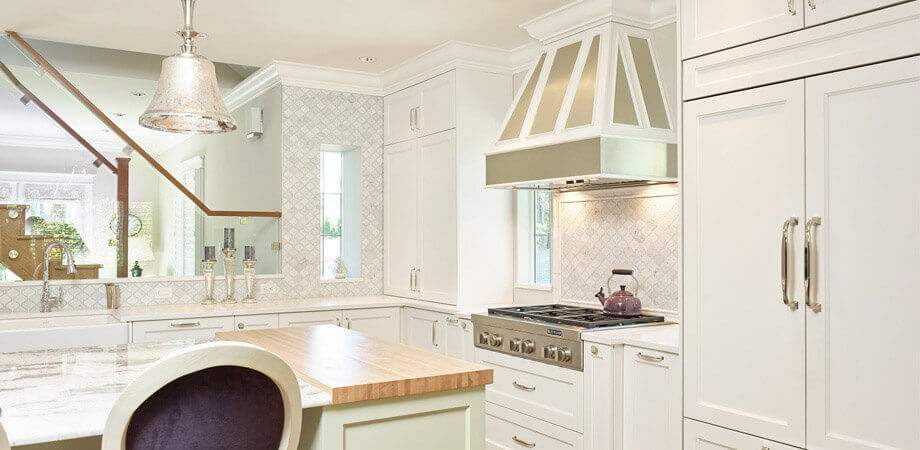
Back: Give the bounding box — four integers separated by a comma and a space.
0, 339, 331, 447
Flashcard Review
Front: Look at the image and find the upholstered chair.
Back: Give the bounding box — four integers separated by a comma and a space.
101, 341, 302, 450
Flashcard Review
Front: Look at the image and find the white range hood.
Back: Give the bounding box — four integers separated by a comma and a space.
486, 0, 677, 191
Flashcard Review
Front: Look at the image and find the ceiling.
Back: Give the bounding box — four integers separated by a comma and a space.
1, 0, 568, 73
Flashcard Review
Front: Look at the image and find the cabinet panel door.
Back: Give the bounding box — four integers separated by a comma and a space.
417, 72, 456, 137
683, 80, 805, 446
384, 87, 419, 145
805, 0, 904, 26
384, 140, 420, 299
623, 346, 680, 450
342, 307, 401, 343
279, 310, 342, 328
402, 308, 445, 353
804, 56, 920, 450
681, 0, 804, 59
684, 419, 801, 450
417, 130, 458, 304
443, 317, 474, 362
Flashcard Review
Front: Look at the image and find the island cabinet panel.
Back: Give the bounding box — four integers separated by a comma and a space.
341, 307, 400, 343
131, 316, 234, 343
280, 310, 342, 328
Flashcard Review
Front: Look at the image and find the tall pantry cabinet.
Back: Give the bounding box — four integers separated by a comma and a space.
383, 70, 514, 306
681, 2, 919, 448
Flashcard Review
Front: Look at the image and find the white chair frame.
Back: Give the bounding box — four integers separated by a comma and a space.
0, 420, 10, 450
101, 341, 302, 450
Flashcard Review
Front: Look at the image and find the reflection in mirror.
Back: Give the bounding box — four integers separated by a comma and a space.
320, 144, 361, 279
0, 36, 280, 281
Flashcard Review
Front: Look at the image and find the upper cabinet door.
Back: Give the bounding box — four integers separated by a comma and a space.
383, 140, 420, 299
804, 56, 920, 450
417, 130, 458, 305
417, 72, 456, 137
384, 87, 420, 145
681, 0, 804, 59
683, 80, 806, 447
804, 0, 904, 26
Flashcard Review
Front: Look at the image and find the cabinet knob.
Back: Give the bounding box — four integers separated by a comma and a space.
590, 345, 598, 355
238, 323, 245, 330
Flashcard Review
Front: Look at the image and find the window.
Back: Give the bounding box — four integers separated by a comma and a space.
320, 144, 362, 279
515, 190, 552, 286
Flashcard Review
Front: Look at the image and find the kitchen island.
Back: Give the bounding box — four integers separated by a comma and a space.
0, 325, 492, 449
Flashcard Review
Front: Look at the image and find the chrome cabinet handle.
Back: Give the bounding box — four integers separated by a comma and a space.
637, 352, 664, 362
445, 316, 459, 325
409, 269, 414, 291
432, 320, 438, 347
414, 107, 421, 131
804, 217, 822, 312
170, 321, 201, 328
512, 436, 536, 448
807, 0, 816, 9
345, 317, 351, 329
788, 0, 797, 15
408, 108, 414, 131
781, 217, 799, 310
512, 381, 536, 392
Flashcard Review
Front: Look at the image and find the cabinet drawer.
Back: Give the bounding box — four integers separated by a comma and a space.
684, 419, 800, 450
475, 348, 584, 432
132, 316, 234, 343
486, 402, 582, 450
280, 310, 342, 328
234, 314, 279, 331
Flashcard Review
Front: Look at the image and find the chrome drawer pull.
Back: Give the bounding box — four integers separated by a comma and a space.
512, 436, 536, 448
512, 381, 536, 392
170, 321, 200, 328
637, 352, 664, 362
781, 217, 799, 310
787, 0, 797, 15
804, 217, 822, 313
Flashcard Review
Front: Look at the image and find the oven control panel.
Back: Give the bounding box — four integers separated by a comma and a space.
472, 324, 583, 371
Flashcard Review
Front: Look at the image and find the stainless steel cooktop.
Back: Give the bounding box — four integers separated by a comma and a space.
471, 304, 666, 371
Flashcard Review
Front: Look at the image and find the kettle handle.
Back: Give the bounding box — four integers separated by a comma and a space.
607, 269, 639, 294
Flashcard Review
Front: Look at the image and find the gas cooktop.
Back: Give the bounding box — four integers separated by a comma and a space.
487, 304, 665, 329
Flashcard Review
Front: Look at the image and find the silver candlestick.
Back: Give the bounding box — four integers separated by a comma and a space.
201, 259, 217, 305
242, 259, 257, 304
222, 248, 237, 304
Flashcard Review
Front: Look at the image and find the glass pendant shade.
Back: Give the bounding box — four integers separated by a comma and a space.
139, 52, 236, 134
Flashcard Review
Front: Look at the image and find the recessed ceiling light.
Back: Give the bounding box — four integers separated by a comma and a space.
358, 56, 377, 63
130, 91, 146, 97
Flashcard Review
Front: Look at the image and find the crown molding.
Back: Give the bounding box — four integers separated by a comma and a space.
521, 0, 677, 43
378, 40, 518, 95
271, 60, 383, 96
509, 42, 542, 74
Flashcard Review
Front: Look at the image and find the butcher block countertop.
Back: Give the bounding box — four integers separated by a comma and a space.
216, 324, 493, 404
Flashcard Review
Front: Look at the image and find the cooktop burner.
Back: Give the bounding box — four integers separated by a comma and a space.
487, 304, 665, 329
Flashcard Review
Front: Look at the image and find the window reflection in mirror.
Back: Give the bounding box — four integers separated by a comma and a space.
320, 144, 361, 279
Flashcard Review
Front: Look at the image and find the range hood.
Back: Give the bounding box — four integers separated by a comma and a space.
486, 0, 677, 191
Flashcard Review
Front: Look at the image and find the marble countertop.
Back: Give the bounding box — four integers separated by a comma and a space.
581, 323, 679, 353
0, 340, 331, 447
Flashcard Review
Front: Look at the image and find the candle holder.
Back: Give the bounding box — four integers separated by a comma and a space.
201, 259, 217, 305
242, 259, 258, 304
222, 247, 237, 304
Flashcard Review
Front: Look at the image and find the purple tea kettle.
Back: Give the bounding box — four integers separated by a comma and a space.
595, 269, 642, 317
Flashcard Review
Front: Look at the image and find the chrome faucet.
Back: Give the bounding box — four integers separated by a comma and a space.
40, 241, 77, 312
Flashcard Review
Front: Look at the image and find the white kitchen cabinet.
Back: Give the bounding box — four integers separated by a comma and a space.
804, 0, 903, 26
132, 316, 234, 343
383, 72, 455, 145
443, 316, 474, 362
681, 0, 803, 59
683, 80, 806, 446
342, 307, 401, 343
383, 68, 513, 307
684, 419, 800, 450
622, 346, 680, 450
402, 307, 446, 353
583, 343, 616, 450
280, 310, 342, 328
486, 402, 582, 450
234, 314, 279, 331
383, 139, 420, 299
803, 56, 919, 450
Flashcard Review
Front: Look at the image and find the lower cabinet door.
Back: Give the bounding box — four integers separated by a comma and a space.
234, 314, 279, 331
623, 346, 680, 450
342, 307, 400, 342
486, 402, 582, 450
132, 316, 234, 343
279, 310, 342, 328
402, 308, 445, 353
443, 316, 474, 362
684, 419, 800, 450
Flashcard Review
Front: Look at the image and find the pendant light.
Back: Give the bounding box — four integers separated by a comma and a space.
139, 0, 236, 134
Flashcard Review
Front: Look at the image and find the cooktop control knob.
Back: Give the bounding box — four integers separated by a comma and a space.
557, 347, 572, 362
543, 345, 557, 359
509, 338, 522, 352
489, 334, 503, 347
478, 332, 490, 345
521, 340, 535, 354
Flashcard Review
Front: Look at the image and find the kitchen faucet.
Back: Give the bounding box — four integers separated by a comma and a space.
40, 241, 77, 312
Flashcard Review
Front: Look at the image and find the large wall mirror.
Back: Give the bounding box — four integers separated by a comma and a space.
0, 36, 281, 281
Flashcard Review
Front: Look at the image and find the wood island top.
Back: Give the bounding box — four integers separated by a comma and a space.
216, 325, 493, 404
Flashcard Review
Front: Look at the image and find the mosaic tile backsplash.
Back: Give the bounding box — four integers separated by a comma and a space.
559, 194, 679, 313
0, 86, 384, 313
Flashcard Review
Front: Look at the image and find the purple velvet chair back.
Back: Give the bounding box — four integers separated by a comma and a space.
124, 365, 285, 450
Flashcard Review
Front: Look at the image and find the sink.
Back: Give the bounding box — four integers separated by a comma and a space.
0, 313, 128, 353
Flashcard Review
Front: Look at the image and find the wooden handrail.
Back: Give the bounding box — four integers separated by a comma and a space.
0, 61, 119, 174
4, 31, 282, 219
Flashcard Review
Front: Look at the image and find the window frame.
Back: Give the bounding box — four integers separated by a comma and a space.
320, 151, 344, 279
514, 190, 553, 290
